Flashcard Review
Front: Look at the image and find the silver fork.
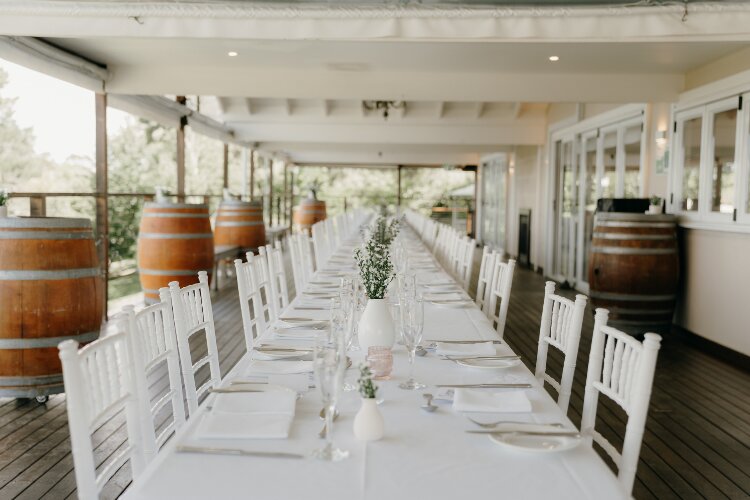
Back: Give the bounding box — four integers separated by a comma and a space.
466, 416, 564, 429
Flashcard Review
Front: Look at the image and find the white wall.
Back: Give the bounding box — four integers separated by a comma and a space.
506, 145, 544, 269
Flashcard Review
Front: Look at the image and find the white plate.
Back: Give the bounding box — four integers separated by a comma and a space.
254, 349, 312, 360
455, 358, 521, 370
489, 433, 582, 453
278, 318, 328, 326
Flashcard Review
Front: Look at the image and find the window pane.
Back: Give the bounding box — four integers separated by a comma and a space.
711, 108, 736, 214
623, 125, 641, 197
681, 116, 702, 212
601, 131, 617, 198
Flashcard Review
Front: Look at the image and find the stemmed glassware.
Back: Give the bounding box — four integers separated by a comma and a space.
312, 329, 349, 461
399, 295, 425, 390
397, 271, 417, 299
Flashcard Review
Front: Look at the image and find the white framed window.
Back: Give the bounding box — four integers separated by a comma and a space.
670, 92, 748, 230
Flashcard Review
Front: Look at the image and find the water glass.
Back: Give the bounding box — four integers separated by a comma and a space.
399, 296, 425, 390
312, 334, 349, 461
397, 272, 417, 299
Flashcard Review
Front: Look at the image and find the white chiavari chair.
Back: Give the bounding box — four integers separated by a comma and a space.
298, 232, 317, 285
287, 234, 305, 294
486, 256, 516, 338
59, 329, 149, 500
311, 220, 330, 269
235, 254, 271, 352
264, 241, 290, 312
475, 246, 497, 313
534, 281, 587, 415
168, 271, 221, 416
123, 289, 186, 462
581, 309, 661, 497
250, 250, 279, 323
456, 237, 476, 291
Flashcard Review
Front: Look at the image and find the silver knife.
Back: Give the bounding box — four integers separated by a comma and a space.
294, 307, 327, 311
426, 340, 503, 344
466, 430, 580, 437
176, 445, 305, 459
435, 383, 532, 389
209, 387, 266, 394
441, 355, 521, 361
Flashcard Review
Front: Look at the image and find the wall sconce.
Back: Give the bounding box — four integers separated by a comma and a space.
655, 130, 668, 146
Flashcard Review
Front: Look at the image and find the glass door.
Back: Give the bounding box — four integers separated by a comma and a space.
480, 154, 507, 250
552, 138, 577, 285
576, 132, 599, 291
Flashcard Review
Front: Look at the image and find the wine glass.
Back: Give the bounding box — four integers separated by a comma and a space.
397, 272, 417, 299
312, 333, 349, 461
399, 296, 425, 390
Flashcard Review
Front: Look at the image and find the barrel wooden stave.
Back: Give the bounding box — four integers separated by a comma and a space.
137, 202, 214, 303
588, 213, 678, 329
293, 199, 327, 230
0, 218, 104, 398
214, 200, 265, 249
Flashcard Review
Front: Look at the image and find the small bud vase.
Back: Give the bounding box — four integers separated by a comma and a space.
358, 299, 395, 352
353, 398, 384, 441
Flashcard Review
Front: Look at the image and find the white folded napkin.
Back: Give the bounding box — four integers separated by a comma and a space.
453, 389, 532, 413
213, 390, 296, 415
425, 293, 466, 302
436, 342, 496, 357
246, 360, 313, 375
274, 328, 322, 340
196, 412, 293, 439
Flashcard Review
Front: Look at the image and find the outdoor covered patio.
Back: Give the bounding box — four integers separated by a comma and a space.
1, 1, 749, 499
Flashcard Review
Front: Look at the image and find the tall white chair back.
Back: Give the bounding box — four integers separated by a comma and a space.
263, 241, 290, 313
456, 237, 476, 291
287, 234, 305, 293
475, 246, 497, 313
235, 254, 272, 352
298, 232, 316, 285
534, 281, 587, 414
123, 289, 186, 461
169, 271, 221, 416
59, 330, 149, 500
486, 256, 516, 338
581, 309, 661, 497
250, 251, 279, 322
311, 221, 330, 269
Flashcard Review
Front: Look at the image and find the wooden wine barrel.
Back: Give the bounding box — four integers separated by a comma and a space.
588, 213, 679, 330
214, 199, 265, 249
0, 217, 104, 399
293, 199, 327, 231
138, 202, 214, 304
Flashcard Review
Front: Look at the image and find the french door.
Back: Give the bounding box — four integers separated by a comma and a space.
479, 154, 507, 250
552, 137, 578, 285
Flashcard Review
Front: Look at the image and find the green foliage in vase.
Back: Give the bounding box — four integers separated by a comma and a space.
354, 237, 394, 300
357, 364, 378, 399
372, 215, 402, 247
0, 188, 8, 206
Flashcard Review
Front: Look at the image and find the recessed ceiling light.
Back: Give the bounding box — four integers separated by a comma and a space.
227, 51, 238, 57
549, 55, 560, 62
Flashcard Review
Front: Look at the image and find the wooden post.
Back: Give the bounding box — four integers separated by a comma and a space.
222, 143, 229, 189
283, 162, 288, 225
176, 96, 187, 202
29, 195, 46, 216
397, 164, 403, 207
249, 149, 256, 200
95, 93, 109, 313
268, 157, 274, 227
288, 171, 295, 230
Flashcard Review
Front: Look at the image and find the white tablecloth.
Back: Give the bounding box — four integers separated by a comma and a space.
124, 231, 625, 500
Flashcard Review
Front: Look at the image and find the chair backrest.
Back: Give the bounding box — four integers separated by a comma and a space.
235, 254, 271, 352
59, 330, 149, 500
298, 232, 316, 285
486, 256, 516, 338
168, 271, 221, 416
581, 309, 661, 496
250, 250, 279, 322
311, 221, 330, 269
456, 237, 476, 291
124, 289, 186, 461
287, 234, 304, 293
263, 241, 290, 313
475, 246, 497, 313
534, 281, 587, 415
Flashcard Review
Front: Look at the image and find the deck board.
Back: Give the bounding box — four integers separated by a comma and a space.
0, 249, 748, 499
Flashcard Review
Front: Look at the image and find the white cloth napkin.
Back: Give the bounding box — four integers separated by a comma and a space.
452, 389, 532, 413
273, 328, 322, 340
196, 390, 297, 439
246, 360, 313, 375
435, 342, 496, 356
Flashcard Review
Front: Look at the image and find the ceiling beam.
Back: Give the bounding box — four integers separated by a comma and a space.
104, 67, 685, 103
513, 102, 524, 118
284, 98, 292, 116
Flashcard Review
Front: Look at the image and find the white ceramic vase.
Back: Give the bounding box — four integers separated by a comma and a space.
358, 298, 395, 352
0, 205, 7, 217
648, 205, 663, 214
353, 398, 384, 441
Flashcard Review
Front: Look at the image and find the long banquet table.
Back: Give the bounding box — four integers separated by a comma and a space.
124, 227, 625, 500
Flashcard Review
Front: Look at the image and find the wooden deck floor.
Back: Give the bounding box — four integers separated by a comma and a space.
0, 262, 748, 499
